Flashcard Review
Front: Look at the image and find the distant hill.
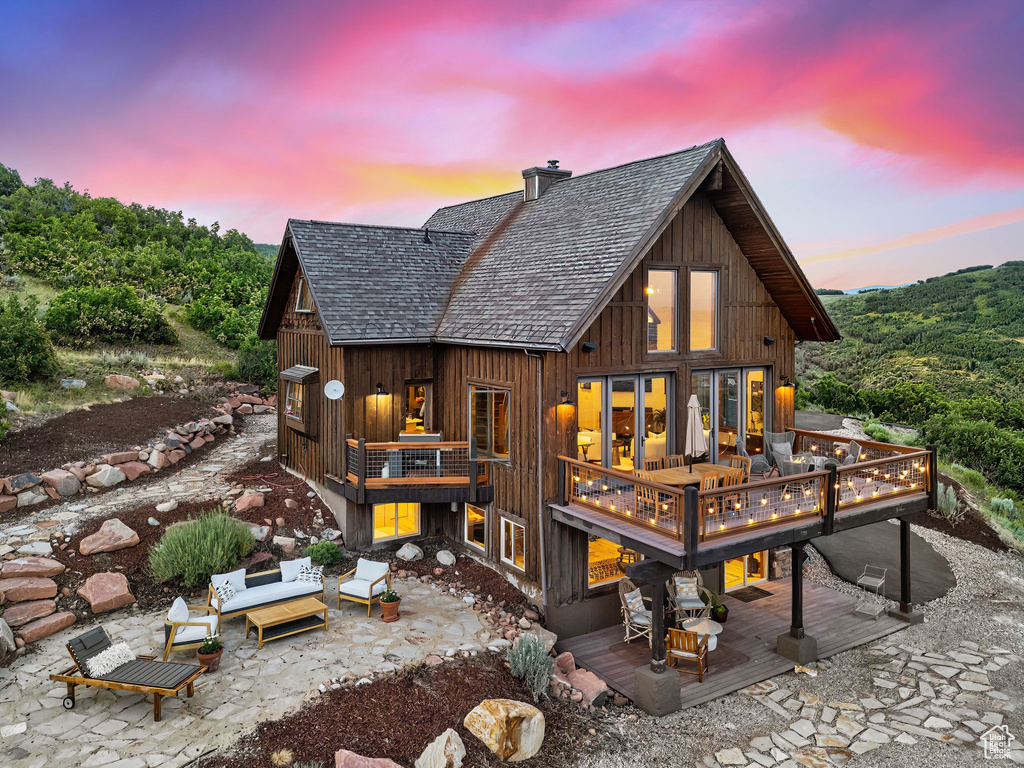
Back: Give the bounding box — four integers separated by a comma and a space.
800, 261, 1024, 401
254, 243, 278, 259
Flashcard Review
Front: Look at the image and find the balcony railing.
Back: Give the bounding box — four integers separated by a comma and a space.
699, 469, 828, 541
345, 438, 490, 489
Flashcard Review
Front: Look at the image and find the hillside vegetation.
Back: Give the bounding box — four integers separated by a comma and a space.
797, 262, 1024, 531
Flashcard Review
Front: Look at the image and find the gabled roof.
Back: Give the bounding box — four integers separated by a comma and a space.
259, 139, 839, 347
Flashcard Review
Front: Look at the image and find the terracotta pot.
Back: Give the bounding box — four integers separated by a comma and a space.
197, 649, 223, 672
381, 599, 401, 623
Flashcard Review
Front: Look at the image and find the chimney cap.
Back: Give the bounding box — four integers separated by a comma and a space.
547, 159, 560, 169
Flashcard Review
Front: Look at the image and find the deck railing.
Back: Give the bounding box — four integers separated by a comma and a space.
698, 469, 829, 541
345, 438, 490, 489
834, 449, 931, 512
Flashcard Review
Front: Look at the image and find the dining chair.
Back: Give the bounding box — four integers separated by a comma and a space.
664, 454, 684, 468
643, 456, 666, 471
666, 628, 709, 681
728, 455, 751, 482
699, 473, 719, 492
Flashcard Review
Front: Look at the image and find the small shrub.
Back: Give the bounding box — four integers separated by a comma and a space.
936, 483, 964, 525
45, 284, 177, 347
270, 749, 293, 767
236, 335, 277, 391
991, 497, 1017, 520
98, 350, 151, 369
862, 420, 895, 444
0, 295, 59, 384
507, 632, 554, 702
949, 463, 988, 492
149, 510, 255, 587
305, 540, 341, 566
0, 415, 10, 445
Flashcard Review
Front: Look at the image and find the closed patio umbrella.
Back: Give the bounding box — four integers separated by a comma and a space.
684, 394, 708, 471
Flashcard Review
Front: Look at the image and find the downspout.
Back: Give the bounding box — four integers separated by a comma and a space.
524, 349, 547, 611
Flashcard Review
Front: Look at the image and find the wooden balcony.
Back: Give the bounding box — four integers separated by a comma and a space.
328, 438, 493, 505
552, 429, 936, 568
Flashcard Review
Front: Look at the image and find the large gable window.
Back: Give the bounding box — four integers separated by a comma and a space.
295, 277, 314, 313
689, 270, 718, 351
280, 365, 319, 436
469, 384, 510, 461
646, 268, 677, 352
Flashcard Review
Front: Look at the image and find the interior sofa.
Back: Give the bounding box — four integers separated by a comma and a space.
207, 557, 325, 622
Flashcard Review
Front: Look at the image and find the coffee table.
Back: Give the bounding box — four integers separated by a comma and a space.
680, 617, 724, 651
245, 597, 328, 650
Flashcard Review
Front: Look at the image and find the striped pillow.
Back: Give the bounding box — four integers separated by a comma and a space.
674, 576, 699, 598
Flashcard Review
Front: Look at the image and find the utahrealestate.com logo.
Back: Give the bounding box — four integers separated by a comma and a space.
982, 725, 1016, 760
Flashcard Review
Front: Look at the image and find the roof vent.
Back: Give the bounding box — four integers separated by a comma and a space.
522, 160, 571, 201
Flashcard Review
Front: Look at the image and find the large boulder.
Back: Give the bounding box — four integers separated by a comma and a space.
78, 572, 135, 613
103, 374, 139, 390
463, 699, 545, 762
436, 550, 456, 567
235, 491, 265, 512
2, 599, 56, 627
85, 464, 126, 488
415, 728, 466, 768
334, 750, 404, 768
397, 542, 424, 562
79, 518, 139, 555
18, 612, 76, 643
1, 556, 66, 579
41, 469, 82, 497
2, 577, 58, 603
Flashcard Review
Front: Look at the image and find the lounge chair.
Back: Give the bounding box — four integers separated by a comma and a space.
666, 628, 709, 681
338, 558, 392, 616
618, 578, 652, 645
50, 626, 204, 722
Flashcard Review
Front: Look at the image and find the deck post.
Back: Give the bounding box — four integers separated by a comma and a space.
469, 437, 478, 503
887, 516, 925, 624
824, 465, 837, 536
776, 541, 818, 664
926, 443, 938, 510
626, 560, 681, 716
683, 486, 699, 569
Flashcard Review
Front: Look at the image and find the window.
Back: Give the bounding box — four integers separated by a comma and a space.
465, 504, 486, 551
689, 270, 718, 350
500, 517, 525, 571
284, 381, 305, 422
295, 277, 314, 312
402, 383, 431, 434
588, 536, 629, 587
646, 268, 677, 352
576, 379, 603, 463
372, 503, 420, 542
469, 385, 510, 461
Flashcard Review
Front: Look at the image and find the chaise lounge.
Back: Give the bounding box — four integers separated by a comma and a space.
207, 557, 325, 624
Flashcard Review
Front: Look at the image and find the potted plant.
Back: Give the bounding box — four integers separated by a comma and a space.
197, 636, 224, 672
708, 592, 729, 623
380, 588, 401, 623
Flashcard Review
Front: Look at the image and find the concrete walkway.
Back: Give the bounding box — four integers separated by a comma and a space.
812, 521, 957, 603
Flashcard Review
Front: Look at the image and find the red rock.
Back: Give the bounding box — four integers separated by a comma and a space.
2, 599, 56, 627
227, 396, 241, 408
67, 466, 88, 482
2, 577, 58, 602
566, 667, 609, 706
80, 518, 139, 556
103, 451, 139, 465
188, 437, 205, 450
334, 750, 403, 768
235, 491, 265, 512
0, 495, 16, 514
41, 469, 82, 497
203, 434, 215, 443
103, 374, 139, 390
147, 451, 167, 470
78, 572, 135, 613
266, 395, 278, 407
167, 449, 186, 464
1, 556, 66, 579
236, 404, 254, 415
116, 461, 151, 481
284, 499, 299, 509
18, 611, 76, 643
237, 394, 262, 405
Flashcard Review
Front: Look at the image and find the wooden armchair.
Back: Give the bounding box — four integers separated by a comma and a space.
666, 628, 709, 681
618, 578, 652, 645
163, 598, 220, 661
338, 558, 392, 616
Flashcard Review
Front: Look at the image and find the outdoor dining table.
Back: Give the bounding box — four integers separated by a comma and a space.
644, 463, 729, 488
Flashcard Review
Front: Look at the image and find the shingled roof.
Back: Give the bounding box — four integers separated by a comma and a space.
259, 138, 839, 347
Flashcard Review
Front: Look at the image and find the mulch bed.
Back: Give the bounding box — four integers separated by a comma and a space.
401, 550, 530, 612
907, 507, 1008, 553
199, 654, 592, 768
0, 394, 217, 476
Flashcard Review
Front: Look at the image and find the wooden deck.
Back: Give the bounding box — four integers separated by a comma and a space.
556, 579, 905, 708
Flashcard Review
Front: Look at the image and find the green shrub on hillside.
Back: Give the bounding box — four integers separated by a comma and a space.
149, 511, 255, 587
44, 284, 177, 347
305, 540, 341, 566
991, 497, 1017, 520
236, 335, 277, 391
0, 295, 58, 384
507, 633, 554, 702
923, 416, 1024, 494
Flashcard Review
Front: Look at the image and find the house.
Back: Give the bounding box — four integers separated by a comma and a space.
257, 139, 933, 663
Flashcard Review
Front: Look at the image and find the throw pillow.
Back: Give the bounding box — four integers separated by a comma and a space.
86, 642, 135, 678
624, 588, 646, 616
772, 442, 793, 460
213, 581, 236, 606
280, 556, 312, 583
297, 564, 324, 585
167, 596, 189, 624
211, 568, 247, 593
673, 576, 699, 598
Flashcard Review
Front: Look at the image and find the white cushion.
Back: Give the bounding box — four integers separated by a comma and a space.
280, 557, 311, 583
675, 597, 706, 609
353, 558, 389, 584
212, 568, 247, 592
167, 597, 189, 624
219, 580, 321, 613
627, 609, 652, 627
668, 633, 716, 657
172, 615, 219, 644
338, 578, 388, 599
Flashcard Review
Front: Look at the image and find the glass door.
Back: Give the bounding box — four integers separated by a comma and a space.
724, 550, 768, 591
639, 374, 671, 468
745, 369, 766, 456
717, 370, 740, 460
578, 374, 674, 471
692, 368, 770, 462
609, 377, 637, 471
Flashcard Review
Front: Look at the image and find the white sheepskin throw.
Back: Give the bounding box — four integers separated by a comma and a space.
86, 642, 135, 678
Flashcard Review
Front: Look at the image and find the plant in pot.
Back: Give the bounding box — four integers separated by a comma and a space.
197, 636, 224, 672
380, 588, 401, 623
707, 591, 729, 623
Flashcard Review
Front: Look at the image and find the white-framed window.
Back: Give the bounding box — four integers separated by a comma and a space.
284, 381, 305, 422
646, 268, 677, 352
500, 517, 525, 571
689, 270, 718, 351
372, 503, 420, 543
295, 277, 314, 313
469, 384, 510, 461
465, 503, 487, 551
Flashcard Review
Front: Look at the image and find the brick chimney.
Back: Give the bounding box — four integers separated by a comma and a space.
522, 159, 571, 201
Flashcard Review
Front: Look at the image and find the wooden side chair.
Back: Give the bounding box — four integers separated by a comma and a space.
666, 628, 709, 681
618, 578, 652, 645
338, 558, 392, 616
728, 455, 751, 482
699, 473, 719, 491
665, 454, 685, 468
643, 456, 666, 471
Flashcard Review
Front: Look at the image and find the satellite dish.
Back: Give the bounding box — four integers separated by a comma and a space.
323, 380, 345, 400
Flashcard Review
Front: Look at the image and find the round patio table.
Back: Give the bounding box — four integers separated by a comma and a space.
680, 617, 723, 637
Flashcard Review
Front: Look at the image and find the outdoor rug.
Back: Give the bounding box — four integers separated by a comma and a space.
728, 586, 773, 603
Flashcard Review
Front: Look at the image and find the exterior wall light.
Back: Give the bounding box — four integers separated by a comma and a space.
376, 382, 389, 396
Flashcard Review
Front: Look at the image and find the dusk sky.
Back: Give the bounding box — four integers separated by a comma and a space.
2, 0, 1021, 289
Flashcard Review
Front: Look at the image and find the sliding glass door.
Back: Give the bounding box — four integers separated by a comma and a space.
691, 367, 770, 463
577, 373, 673, 471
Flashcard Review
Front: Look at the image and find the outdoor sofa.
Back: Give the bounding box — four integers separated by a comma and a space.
207, 557, 325, 624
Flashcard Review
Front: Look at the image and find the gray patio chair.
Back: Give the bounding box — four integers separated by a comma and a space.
618, 579, 652, 645
763, 430, 796, 469
738, 437, 773, 478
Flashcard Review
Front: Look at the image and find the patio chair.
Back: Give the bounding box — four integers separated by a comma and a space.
665, 454, 685, 468
667, 574, 711, 624
618, 578, 652, 645
854, 565, 887, 619
728, 455, 751, 482
338, 558, 392, 616
643, 456, 666, 471
763, 429, 796, 469
163, 597, 220, 661
738, 437, 773, 478
50, 626, 204, 722
699, 473, 719, 491
665, 628, 709, 681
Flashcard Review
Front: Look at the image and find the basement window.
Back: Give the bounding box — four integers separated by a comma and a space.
295, 277, 314, 313
500, 517, 525, 571
465, 503, 487, 552
373, 503, 421, 542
